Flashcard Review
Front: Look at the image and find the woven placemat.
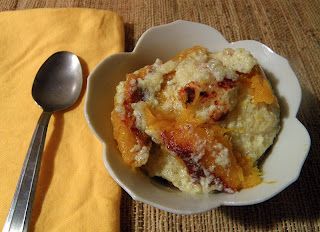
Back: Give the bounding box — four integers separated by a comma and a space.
117, 1, 320, 231
1, 0, 319, 231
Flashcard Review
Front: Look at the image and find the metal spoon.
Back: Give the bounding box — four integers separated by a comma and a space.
3, 52, 83, 232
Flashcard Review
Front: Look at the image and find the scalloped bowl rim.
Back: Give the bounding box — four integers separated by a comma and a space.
84, 20, 311, 214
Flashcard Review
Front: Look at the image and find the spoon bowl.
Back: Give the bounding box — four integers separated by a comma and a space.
32, 52, 83, 112
3, 51, 83, 232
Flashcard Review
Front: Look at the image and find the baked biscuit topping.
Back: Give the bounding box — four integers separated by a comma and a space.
111, 46, 280, 193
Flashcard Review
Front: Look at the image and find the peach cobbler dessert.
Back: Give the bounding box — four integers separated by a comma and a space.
111, 46, 280, 193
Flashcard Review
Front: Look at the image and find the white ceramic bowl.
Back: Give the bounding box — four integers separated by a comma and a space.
84, 20, 311, 214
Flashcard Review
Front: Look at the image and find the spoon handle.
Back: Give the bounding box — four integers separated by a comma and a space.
3, 111, 52, 232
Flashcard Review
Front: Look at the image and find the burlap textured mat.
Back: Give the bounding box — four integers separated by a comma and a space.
118, 1, 320, 231
0, 0, 319, 231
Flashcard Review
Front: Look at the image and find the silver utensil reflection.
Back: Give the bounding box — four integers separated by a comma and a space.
3, 52, 83, 232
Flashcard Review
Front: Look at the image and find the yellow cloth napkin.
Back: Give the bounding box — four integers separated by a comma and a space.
0, 8, 124, 231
